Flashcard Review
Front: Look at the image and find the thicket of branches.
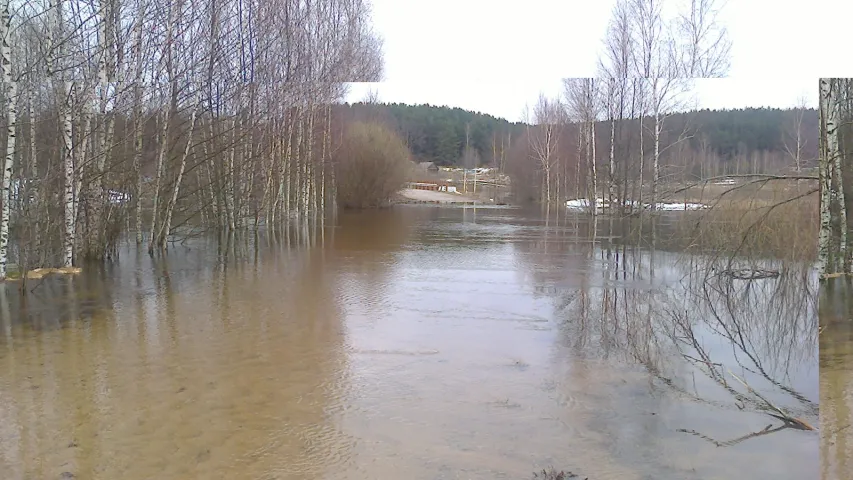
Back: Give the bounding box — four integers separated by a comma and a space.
507, 0, 816, 217
334, 121, 410, 209
0, 0, 383, 279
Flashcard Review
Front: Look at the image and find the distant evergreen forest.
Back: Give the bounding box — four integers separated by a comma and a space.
340, 102, 817, 171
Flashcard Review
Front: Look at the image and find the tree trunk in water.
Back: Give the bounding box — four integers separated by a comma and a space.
827, 82, 848, 268
148, 107, 170, 253
133, 82, 144, 244
86, 0, 112, 259
609, 115, 616, 215
0, 0, 16, 278
819, 78, 841, 275
132, 0, 146, 244
307, 106, 315, 219
29, 86, 40, 263
575, 126, 582, 202
637, 91, 646, 219
651, 110, 661, 212
321, 105, 330, 215
157, 99, 200, 248
294, 106, 303, 220
74, 97, 91, 255
226, 116, 237, 230
283, 117, 294, 223
589, 121, 598, 216
62, 81, 75, 266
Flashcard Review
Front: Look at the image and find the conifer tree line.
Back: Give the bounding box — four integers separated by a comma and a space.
0, 0, 383, 279
341, 102, 816, 178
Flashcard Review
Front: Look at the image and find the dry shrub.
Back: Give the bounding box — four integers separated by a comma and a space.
335, 122, 411, 209
675, 193, 818, 262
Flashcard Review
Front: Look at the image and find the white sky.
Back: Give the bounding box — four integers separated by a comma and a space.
345, 0, 850, 122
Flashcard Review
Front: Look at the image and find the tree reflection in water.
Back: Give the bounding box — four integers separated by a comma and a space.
513, 211, 818, 450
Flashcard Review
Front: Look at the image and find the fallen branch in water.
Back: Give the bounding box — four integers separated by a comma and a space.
677, 423, 788, 447
821, 272, 852, 280
727, 369, 815, 431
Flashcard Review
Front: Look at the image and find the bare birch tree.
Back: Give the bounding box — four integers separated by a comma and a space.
0, 0, 384, 279
819, 78, 846, 276
0, 0, 16, 278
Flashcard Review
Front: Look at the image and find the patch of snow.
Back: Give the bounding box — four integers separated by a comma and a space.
565, 198, 708, 212
655, 202, 708, 211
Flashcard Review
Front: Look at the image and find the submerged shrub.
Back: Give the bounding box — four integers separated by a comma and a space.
335, 122, 412, 209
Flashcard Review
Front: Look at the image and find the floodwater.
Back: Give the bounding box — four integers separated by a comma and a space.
0, 207, 819, 480
820, 279, 853, 480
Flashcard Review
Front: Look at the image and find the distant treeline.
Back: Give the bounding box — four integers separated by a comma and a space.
340, 103, 817, 169
339, 103, 522, 166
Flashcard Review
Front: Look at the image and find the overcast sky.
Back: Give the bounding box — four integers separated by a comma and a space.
345, 0, 850, 122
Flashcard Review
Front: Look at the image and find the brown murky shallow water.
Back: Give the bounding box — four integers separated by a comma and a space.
820, 279, 853, 480
0, 207, 818, 480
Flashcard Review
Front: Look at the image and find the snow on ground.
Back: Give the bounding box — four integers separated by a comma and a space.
565, 198, 708, 211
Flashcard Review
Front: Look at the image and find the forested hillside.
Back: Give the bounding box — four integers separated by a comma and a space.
673, 108, 818, 162
340, 102, 817, 172
339, 103, 523, 166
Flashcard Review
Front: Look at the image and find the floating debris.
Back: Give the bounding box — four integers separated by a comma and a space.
719, 268, 780, 280
532, 468, 586, 480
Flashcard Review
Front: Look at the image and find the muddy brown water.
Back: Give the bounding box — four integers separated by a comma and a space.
820, 279, 853, 480
0, 207, 818, 480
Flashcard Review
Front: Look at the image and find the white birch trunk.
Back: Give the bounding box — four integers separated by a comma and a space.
638, 106, 645, 213
589, 120, 598, 215
321, 105, 330, 214
283, 116, 294, 221
651, 96, 662, 213
274, 114, 294, 223
73, 96, 91, 236
609, 115, 616, 214
308, 105, 322, 221
62, 80, 75, 266
158, 95, 200, 248
819, 78, 833, 274
132, 80, 144, 243
29, 86, 40, 261
827, 81, 847, 264
819, 78, 842, 274
226, 116, 236, 229
48, 0, 76, 267
148, 106, 170, 251
0, 0, 15, 278
260, 125, 277, 227
575, 126, 582, 202
293, 106, 303, 220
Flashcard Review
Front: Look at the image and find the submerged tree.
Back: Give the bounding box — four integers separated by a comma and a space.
0, 0, 385, 280
821, 78, 853, 277
501, 0, 734, 217
334, 122, 410, 209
